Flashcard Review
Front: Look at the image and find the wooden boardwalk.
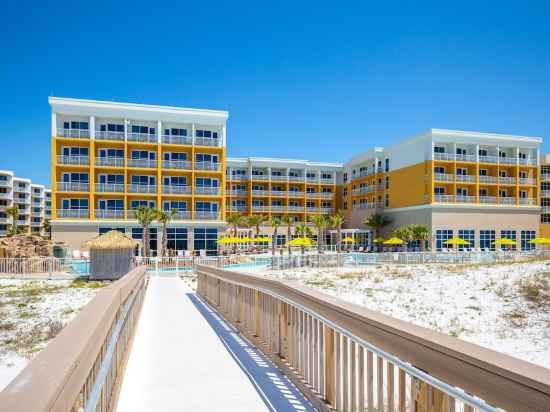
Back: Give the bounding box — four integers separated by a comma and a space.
116, 276, 314, 412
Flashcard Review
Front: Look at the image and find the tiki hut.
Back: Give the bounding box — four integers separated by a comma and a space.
83, 230, 139, 280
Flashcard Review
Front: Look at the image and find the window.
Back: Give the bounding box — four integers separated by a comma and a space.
167, 228, 188, 251
479, 188, 488, 196
434, 166, 445, 174
385, 158, 390, 172
163, 201, 187, 211
195, 153, 218, 163
194, 228, 218, 254
541, 214, 550, 223
195, 130, 218, 139
131, 150, 155, 160
321, 173, 332, 180
131, 125, 155, 135
130, 200, 155, 209
98, 174, 124, 184
456, 188, 468, 196
165, 128, 187, 136
65, 121, 89, 130
98, 148, 124, 158
456, 147, 467, 155
130, 227, 157, 255
131, 175, 155, 186
99, 227, 126, 235
62, 173, 89, 182
458, 229, 475, 250
63, 147, 89, 157
500, 230, 517, 251
98, 199, 124, 210
434, 187, 445, 195
436, 229, 453, 251
519, 152, 527, 159
480, 230, 495, 251
62, 198, 88, 210
499, 189, 508, 197
479, 169, 488, 176
519, 191, 527, 199
519, 171, 528, 178
100, 123, 124, 133
479, 149, 487, 156
306, 172, 316, 178
521, 231, 536, 251
195, 201, 218, 212
498, 170, 507, 177
385, 176, 389, 189
195, 177, 218, 187
164, 176, 187, 186
164, 152, 187, 161
456, 168, 467, 175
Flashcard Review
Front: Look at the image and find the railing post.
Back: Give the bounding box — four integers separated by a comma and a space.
324, 325, 336, 406
254, 290, 261, 337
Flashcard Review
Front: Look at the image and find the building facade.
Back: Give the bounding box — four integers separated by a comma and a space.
0, 170, 51, 236
50, 97, 228, 252
344, 129, 541, 250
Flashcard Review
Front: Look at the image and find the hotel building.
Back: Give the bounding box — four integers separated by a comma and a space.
49, 97, 545, 254
0, 170, 51, 236
49, 97, 227, 252
344, 129, 541, 250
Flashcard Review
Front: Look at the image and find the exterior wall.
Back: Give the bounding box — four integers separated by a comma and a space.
52, 223, 98, 251
388, 161, 431, 208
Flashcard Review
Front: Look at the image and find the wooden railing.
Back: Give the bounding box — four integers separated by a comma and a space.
0, 257, 88, 275
0, 266, 147, 412
196, 264, 550, 412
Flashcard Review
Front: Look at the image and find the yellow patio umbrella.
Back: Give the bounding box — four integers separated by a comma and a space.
443, 238, 470, 246
342, 236, 355, 244
528, 237, 550, 244
239, 237, 253, 243
383, 237, 404, 245
288, 237, 312, 246
254, 236, 272, 243
216, 237, 233, 244
372, 237, 385, 244
493, 238, 516, 246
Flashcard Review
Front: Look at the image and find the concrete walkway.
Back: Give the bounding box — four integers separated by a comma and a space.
116, 276, 314, 412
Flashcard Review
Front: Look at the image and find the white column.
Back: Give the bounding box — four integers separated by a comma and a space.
475, 144, 479, 162
516, 146, 520, 165
90, 116, 95, 140
51, 112, 57, 136
221, 124, 227, 147
124, 118, 128, 141
191, 123, 196, 145
157, 120, 162, 144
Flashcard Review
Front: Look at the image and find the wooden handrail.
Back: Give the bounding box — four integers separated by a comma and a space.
0, 266, 147, 412
195, 264, 550, 412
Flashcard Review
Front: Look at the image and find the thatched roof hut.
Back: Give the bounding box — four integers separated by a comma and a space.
84, 230, 139, 280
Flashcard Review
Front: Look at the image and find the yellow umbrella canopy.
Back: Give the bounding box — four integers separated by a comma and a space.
216, 237, 232, 244
443, 238, 470, 246
254, 236, 272, 243
372, 237, 385, 244
288, 237, 312, 246
493, 238, 517, 246
528, 237, 550, 244
383, 237, 404, 245
239, 237, 253, 243
342, 236, 355, 243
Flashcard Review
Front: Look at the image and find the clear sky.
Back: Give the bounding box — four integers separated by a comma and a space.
1, 1, 549, 186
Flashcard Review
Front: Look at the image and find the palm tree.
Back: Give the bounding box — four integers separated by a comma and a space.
294, 222, 313, 254
246, 214, 266, 238
157, 208, 176, 257
281, 215, 294, 255
269, 216, 281, 256
329, 210, 345, 253
135, 206, 157, 257
394, 225, 413, 252
363, 213, 391, 251
42, 219, 51, 239
226, 213, 245, 254
5, 205, 19, 237
410, 224, 430, 251
309, 215, 328, 254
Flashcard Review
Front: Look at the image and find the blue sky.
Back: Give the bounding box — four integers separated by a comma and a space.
1, 1, 549, 186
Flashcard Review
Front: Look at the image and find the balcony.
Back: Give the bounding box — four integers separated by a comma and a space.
0, 193, 11, 199
455, 154, 476, 162
287, 206, 304, 212
127, 159, 157, 168
195, 162, 221, 171
542, 174, 550, 182
479, 175, 497, 184
127, 132, 157, 143
230, 206, 247, 212
353, 203, 376, 210
320, 207, 333, 214
195, 137, 221, 147
230, 175, 249, 181
289, 191, 305, 197
455, 174, 476, 183
195, 187, 220, 196
499, 157, 517, 165
479, 155, 498, 164
95, 210, 125, 219
498, 177, 516, 185
288, 176, 305, 182
519, 178, 536, 185
519, 158, 537, 166
270, 191, 287, 197
95, 183, 125, 193
162, 135, 192, 145
433, 153, 455, 161
57, 209, 89, 218
541, 190, 550, 198
252, 205, 270, 212
320, 178, 334, 184
270, 175, 288, 182
13, 186, 30, 193
251, 174, 269, 181
456, 195, 476, 203
31, 210, 42, 217
519, 198, 537, 206
163, 185, 192, 195
229, 190, 248, 196
307, 192, 334, 199
479, 196, 498, 204
542, 206, 550, 213
16, 219, 28, 225
96, 157, 125, 167
127, 184, 157, 194
434, 173, 454, 182
162, 160, 192, 170
57, 155, 90, 166
251, 190, 269, 196
173, 211, 191, 220
56, 128, 89, 139
195, 211, 220, 220
57, 182, 89, 192
499, 197, 516, 205
96, 130, 125, 141
0, 179, 11, 187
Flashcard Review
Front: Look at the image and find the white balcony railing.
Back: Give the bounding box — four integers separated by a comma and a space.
230, 175, 249, 181
195, 211, 220, 220
270, 191, 287, 197
230, 206, 247, 212
499, 157, 517, 165
127, 184, 157, 194
95, 130, 125, 141
541, 190, 550, 198
194, 162, 221, 171
288, 176, 305, 182
162, 135, 193, 145
127, 159, 157, 168
96, 157, 125, 167
434, 173, 454, 182
479, 175, 497, 183
0, 193, 11, 199
127, 132, 157, 143
519, 178, 536, 185
479, 196, 497, 204
519, 198, 536, 206
57, 155, 90, 166
230, 190, 248, 196
434, 194, 455, 203
57, 209, 89, 218
173, 211, 192, 220
252, 205, 270, 211
289, 191, 305, 197
519, 158, 537, 166
195, 187, 220, 196
57, 182, 89, 192
542, 206, 550, 213
56, 128, 90, 139
320, 178, 334, 184
163, 185, 192, 195
251, 174, 269, 181
194, 137, 221, 147
498, 177, 516, 185
270, 175, 288, 182
251, 190, 269, 196
479, 155, 498, 163
433, 153, 455, 161
95, 183, 125, 193
542, 174, 550, 182
455, 174, 475, 182
456, 195, 476, 203
95, 210, 125, 219
455, 154, 476, 162
320, 207, 334, 214
499, 197, 516, 205
162, 160, 192, 170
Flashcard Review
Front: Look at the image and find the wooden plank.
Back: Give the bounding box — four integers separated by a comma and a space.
377, 356, 383, 412
387, 362, 394, 411
398, 369, 406, 412
335, 332, 341, 410
367, 350, 373, 412
350, 341, 356, 412
358, 346, 365, 412
343, 335, 349, 412
319, 321, 325, 398
324, 326, 335, 406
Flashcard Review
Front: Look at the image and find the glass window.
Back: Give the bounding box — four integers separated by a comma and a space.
436, 229, 453, 251
194, 228, 218, 255
521, 230, 536, 251
500, 230, 517, 251
167, 228, 188, 251
458, 229, 475, 251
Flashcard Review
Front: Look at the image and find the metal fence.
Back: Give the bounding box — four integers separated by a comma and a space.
196, 264, 550, 412
0, 266, 147, 412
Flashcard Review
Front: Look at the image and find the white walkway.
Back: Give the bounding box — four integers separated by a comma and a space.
116, 276, 314, 412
